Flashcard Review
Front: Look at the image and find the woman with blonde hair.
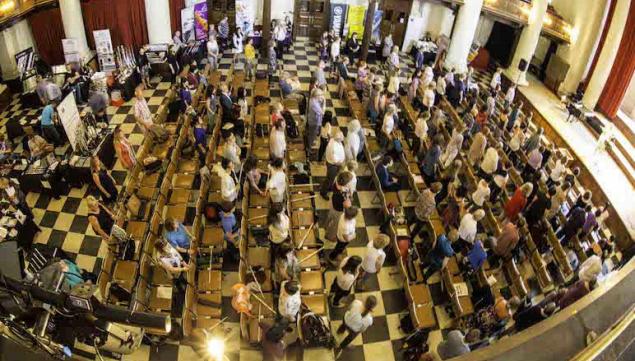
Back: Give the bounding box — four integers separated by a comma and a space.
86, 195, 115, 242
113, 126, 136, 170
91, 156, 118, 204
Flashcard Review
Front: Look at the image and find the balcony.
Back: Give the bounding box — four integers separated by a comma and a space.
0, 0, 57, 25
542, 9, 573, 43
482, 0, 531, 25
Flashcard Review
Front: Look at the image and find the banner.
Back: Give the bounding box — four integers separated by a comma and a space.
93, 30, 116, 73
193, 2, 208, 41
236, 0, 256, 35
371, 10, 383, 44
345, 5, 366, 38
57, 93, 81, 152
181, 7, 196, 42
62, 39, 81, 64
329, 3, 348, 37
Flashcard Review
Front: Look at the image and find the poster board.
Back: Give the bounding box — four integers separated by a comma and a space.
193, 2, 208, 41
181, 7, 196, 42
329, 3, 348, 37
345, 5, 366, 38
93, 30, 116, 73
236, 0, 255, 35
371, 10, 383, 44
62, 39, 81, 64
57, 93, 81, 152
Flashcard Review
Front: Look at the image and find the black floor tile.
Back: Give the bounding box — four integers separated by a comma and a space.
382, 289, 408, 314
116, 106, 132, 114
79, 236, 102, 257
47, 229, 67, 249
62, 197, 81, 214
39, 211, 59, 228
361, 208, 384, 227
222, 296, 241, 322
362, 315, 390, 343
69, 215, 90, 234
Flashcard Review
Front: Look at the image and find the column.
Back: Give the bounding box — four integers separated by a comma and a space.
583, 0, 630, 110
505, 0, 548, 86
59, 0, 89, 58
145, 0, 172, 44
445, 0, 483, 73
262, 0, 272, 55
361, 0, 377, 61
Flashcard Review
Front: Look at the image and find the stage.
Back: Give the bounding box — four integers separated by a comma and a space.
519, 74, 635, 242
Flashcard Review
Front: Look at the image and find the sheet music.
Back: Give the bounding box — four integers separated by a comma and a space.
454, 282, 468, 297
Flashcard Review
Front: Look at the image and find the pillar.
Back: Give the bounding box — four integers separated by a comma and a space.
583, 0, 630, 110
445, 0, 483, 73
0, 19, 36, 80
59, 0, 89, 59
505, 0, 548, 86
361, 0, 377, 61
145, 0, 172, 44
262, 0, 272, 55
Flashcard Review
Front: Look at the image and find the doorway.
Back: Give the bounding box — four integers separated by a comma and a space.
294, 0, 328, 39
380, 0, 410, 48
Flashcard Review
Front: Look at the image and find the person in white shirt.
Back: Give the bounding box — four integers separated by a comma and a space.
458, 209, 485, 246
381, 104, 397, 147
505, 85, 516, 107
345, 119, 361, 161
222, 133, 241, 170
422, 66, 434, 89
268, 202, 290, 245
436, 75, 447, 98
335, 296, 378, 354
330, 36, 341, 73
274, 21, 287, 58
329, 207, 359, 264
278, 280, 302, 322
358, 234, 390, 291
381, 34, 393, 61
422, 83, 436, 110
320, 130, 346, 199
413, 112, 430, 157
388, 45, 400, 73
329, 256, 362, 307
387, 70, 400, 95
440, 129, 464, 169
480, 146, 499, 177
207, 36, 220, 70
471, 179, 491, 209
172, 31, 184, 47
219, 158, 238, 203
343, 161, 358, 193
578, 255, 602, 283
549, 152, 566, 185
270, 120, 287, 160
232, 27, 244, 67
490, 68, 502, 91
266, 158, 287, 204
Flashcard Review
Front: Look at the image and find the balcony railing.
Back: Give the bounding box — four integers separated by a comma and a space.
0, 0, 56, 23
482, 0, 531, 25
542, 11, 573, 43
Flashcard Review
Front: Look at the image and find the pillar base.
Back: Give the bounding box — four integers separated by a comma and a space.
504, 68, 529, 87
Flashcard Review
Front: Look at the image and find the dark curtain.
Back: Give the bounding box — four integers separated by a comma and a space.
81, 0, 148, 49
485, 22, 520, 68
170, 0, 186, 36
597, 1, 635, 118
28, 7, 66, 65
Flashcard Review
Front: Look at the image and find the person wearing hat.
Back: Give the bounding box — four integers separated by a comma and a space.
320, 130, 345, 200
345, 119, 362, 161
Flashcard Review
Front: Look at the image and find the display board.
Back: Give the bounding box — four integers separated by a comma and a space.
329, 3, 348, 37
371, 10, 383, 44
236, 0, 255, 35
345, 5, 366, 38
62, 39, 81, 64
57, 93, 81, 152
193, 2, 208, 40
181, 7, 196, 42
93, 30, 116, 72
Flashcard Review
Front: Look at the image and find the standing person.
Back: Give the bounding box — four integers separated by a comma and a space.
270, 120, 287, 160
330, 36, 341, 76
206, 84, 218, 133
244, 37, 256, 80
504, 85, 516, 108
208, 24, 218, 40
207, 36, 220, 70
218, 16, 230, 49
90, 156, 118, 204
440, 128, 464, 169
346, 32, 360, 64
268, 40, 278, 78
260, 319, 289, 361
381, 34, 393, 62
278, 280, 301, 322
268, 202, 290, 251
41, 101, 62, 146
266, 158, 287, 204
422, 135, 442, 185
274, 20, 287, 59
388, 45, 400, 74
219, 158, 239, 204
411, 182, 442, 240
328, 206, 359, 264
317, 111, 333, 162
490, 68, 502, 92
232, 27, 244, 67
329, 256, 362, 307
422, 82, 436, 111
358, 235, 390, 291
408, 69, 422, 102
345, 119, 362, 162
134, 86, 153, 130
470, 179, 491, 210
503, 183, 533, 223
113, 126, 136, 170
307, 88, 325, 153
412, 112, 429, 158
334, 296, 378, 356
479, 146, 499, 180
468, 128, 488, 166
458, 209, 485, 249
320, 130, 345, 200
313, 59, 327, 89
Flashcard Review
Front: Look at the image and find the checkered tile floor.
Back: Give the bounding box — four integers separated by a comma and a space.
1, 39, 548, 361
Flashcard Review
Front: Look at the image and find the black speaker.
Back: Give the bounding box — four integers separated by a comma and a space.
518, 59, 529, 72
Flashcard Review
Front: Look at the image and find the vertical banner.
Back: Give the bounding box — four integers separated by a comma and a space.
93, 30, 116, 73
57, 93, 81, 152
193, 2, 208, 41
329, 3, 348, 38
371, 10, 383, 44
236, 0, 256, 35
62, 39, 80, 64
181, 7, 196, 42
345, 5, 366, 38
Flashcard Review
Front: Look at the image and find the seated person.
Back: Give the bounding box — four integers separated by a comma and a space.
220, 201, 241, 262
164, 217, 194, 261
154, 238, 190, 292
420, 229, 458, 279
513, 301, 557, 332
38, 259, 88, 292
376, 155, 400, 192
437, 330, 470, 360
558, 278, 596, 310
279, 72, 302, 98
26, 133, 54, 158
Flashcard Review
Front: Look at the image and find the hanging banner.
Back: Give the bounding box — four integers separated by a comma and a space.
345, 5, 366, 38
193, 2, 208, 41
371, 10, 383, 44
236, 0, 256, 35
181, 7, 196, 42
62, 39, 81, 64
329, 3, 348, 38
93, 30, 116, 73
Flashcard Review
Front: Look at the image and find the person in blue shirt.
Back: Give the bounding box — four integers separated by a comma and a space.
220, 201, 240, 262
376, 155, 400, 192
41, 101, 62, 146
506, 101, 523, 131
421, 230, 458, 279
193, 115, 207, 164
61, 259, 84, 288
466, 238, 488, 272
164, 217, 194, 262
422, 135, 443, 184
179, 79, 192, 111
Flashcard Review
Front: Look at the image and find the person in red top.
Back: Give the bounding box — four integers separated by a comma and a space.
270, 102, 285, 127
503, 183, 533, 223
475, 104, 489, 130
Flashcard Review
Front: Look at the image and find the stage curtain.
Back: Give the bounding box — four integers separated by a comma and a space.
597, 1, 635, 118
81, 0, 148, 49
170, 0, 186, 35
28, 7, 66, 65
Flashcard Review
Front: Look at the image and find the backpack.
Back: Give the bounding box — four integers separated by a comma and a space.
283, 111, 299, 138
300, 308, 334, 347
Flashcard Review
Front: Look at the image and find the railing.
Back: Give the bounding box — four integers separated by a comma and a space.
482, 0, 531, 25
0, 0, 56, 23
542, 11, 573, 43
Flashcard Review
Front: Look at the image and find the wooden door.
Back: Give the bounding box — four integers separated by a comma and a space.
380, 0, 411, 48
294, 0, 328, 39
